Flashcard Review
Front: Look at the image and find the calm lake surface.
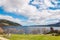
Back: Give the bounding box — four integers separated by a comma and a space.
2, 26, 60, 34
3, 26, 60, 30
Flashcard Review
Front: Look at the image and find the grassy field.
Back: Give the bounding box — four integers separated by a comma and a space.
9, 34, 60, 40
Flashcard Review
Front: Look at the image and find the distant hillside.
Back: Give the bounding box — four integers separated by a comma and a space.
46, 22, 60, 27
0, 19, 22, 26
28, 22, 60, 27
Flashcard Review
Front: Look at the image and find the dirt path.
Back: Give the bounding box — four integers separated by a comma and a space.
0, 37, 9, 40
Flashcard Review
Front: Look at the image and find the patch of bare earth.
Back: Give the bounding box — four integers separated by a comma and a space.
0, 37, 9, 40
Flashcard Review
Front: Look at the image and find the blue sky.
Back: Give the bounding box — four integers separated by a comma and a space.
0, 0, 60, 26
0, 7, 28, 21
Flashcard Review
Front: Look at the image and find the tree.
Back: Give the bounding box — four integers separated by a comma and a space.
18, 29, 25, 34
50, 27, 54, 33
42, 28, 49, 34
31, 29, 40, 34
0, 27, 4, 34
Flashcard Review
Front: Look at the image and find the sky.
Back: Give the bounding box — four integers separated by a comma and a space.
0, 0, 60, 26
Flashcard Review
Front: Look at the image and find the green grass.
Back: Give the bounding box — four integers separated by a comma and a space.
9, 34, 60, 40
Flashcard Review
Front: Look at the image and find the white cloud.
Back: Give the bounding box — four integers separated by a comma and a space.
0, 15, 23, 25
0, 15, 36, 26
0, 0, 60, 25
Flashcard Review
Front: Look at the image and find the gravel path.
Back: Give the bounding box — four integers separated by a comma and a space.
0, 37, 9, 40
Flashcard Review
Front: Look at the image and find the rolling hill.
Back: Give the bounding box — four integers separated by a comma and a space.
28, 22, 60, 27
0, 19, 22, 26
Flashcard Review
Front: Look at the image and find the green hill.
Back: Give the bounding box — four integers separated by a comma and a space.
0, 19, 22, 26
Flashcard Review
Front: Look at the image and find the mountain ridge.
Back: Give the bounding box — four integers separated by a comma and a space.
0, 19, 22, 26
27, 22, 60, 27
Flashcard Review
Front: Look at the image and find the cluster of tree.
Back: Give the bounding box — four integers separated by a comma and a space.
47, 27, 60, 36
1, 28, 49, 34
29, 28, 49, 34
4, 28, 25, 34
0, 26, 60, 36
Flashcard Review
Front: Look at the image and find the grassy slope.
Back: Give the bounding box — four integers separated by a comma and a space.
9, 34, 60, 40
